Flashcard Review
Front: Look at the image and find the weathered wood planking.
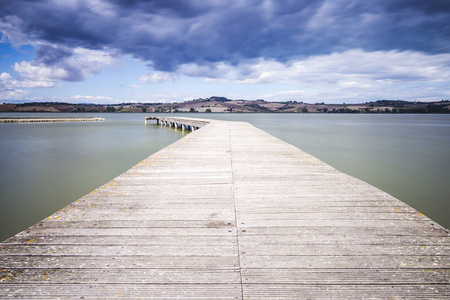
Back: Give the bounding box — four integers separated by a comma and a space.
0, 117, 105, 123
0, 117, 448, 299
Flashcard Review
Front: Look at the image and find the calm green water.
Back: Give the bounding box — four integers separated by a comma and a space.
1, 113, 449, 241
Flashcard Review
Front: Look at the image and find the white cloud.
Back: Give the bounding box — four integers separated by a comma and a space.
71, 47, 115, 76
0, 88, 29, 101
70, 95, 113, 103
0, 46, 116, 102
133, 91, 206, 103
139, 72, 176, 83
14, 47, 115, 83
184, 50, 450, 86
260, 90, 315, 101
1, 72, 57, 91
13, 62, 69, 82
176, 49, 450, 102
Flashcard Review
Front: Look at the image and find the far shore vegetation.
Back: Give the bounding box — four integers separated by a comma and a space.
1, 97, 449, 114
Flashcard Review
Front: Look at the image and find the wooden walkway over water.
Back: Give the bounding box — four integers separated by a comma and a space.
0, 117, 105, 123
1, 117, 449, 299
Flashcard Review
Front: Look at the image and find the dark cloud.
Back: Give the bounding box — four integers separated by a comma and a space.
1, 0, 449, 72
383, 0, 450, 14
110, 0, 210, 18
34, 45, 73, 65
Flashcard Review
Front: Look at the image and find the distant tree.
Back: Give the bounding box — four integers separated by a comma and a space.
205, 108, 212, 113
106, 106, 115, 112
302, 107, 308, 113
323, 107, 328, 113
141, 106, 147, 112
189, 108, 196, 112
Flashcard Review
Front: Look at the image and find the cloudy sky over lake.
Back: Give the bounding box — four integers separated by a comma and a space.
1, 0, 450, 103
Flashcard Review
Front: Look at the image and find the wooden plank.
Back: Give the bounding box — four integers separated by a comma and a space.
241, 268, 450, 284
19, 220, 236, 229
6, 235, 237, 246
237, 219, 441, 228
238, 226, 447, 236
1, 268, 241, 284
240, 254, 450, 269
238, 244, 449, 256
0, 255, 239, 269
13, 227, 237, 236
0, 284, 242, 299
0, 244, 239, 256
239, 235, 449, 246
242, 284, 449, 299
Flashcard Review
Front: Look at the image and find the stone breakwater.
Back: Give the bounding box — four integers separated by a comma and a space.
0, 117, 105, 123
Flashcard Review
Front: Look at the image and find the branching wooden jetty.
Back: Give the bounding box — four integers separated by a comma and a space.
0, 117, 105, 123
1, 117, 448, 299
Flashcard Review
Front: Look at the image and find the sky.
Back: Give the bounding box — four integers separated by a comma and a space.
0, 0, 450, 104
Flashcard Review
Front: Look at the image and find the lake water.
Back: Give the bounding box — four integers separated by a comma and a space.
1, 113, 449, 241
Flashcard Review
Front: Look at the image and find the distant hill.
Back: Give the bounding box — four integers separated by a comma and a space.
1, 98, 449, 114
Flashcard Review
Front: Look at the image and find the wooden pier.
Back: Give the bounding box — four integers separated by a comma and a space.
1, 117, 449, 299
0, 117, 105, 123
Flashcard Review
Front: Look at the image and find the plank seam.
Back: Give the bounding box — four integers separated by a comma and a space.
229, 128, 244, 300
